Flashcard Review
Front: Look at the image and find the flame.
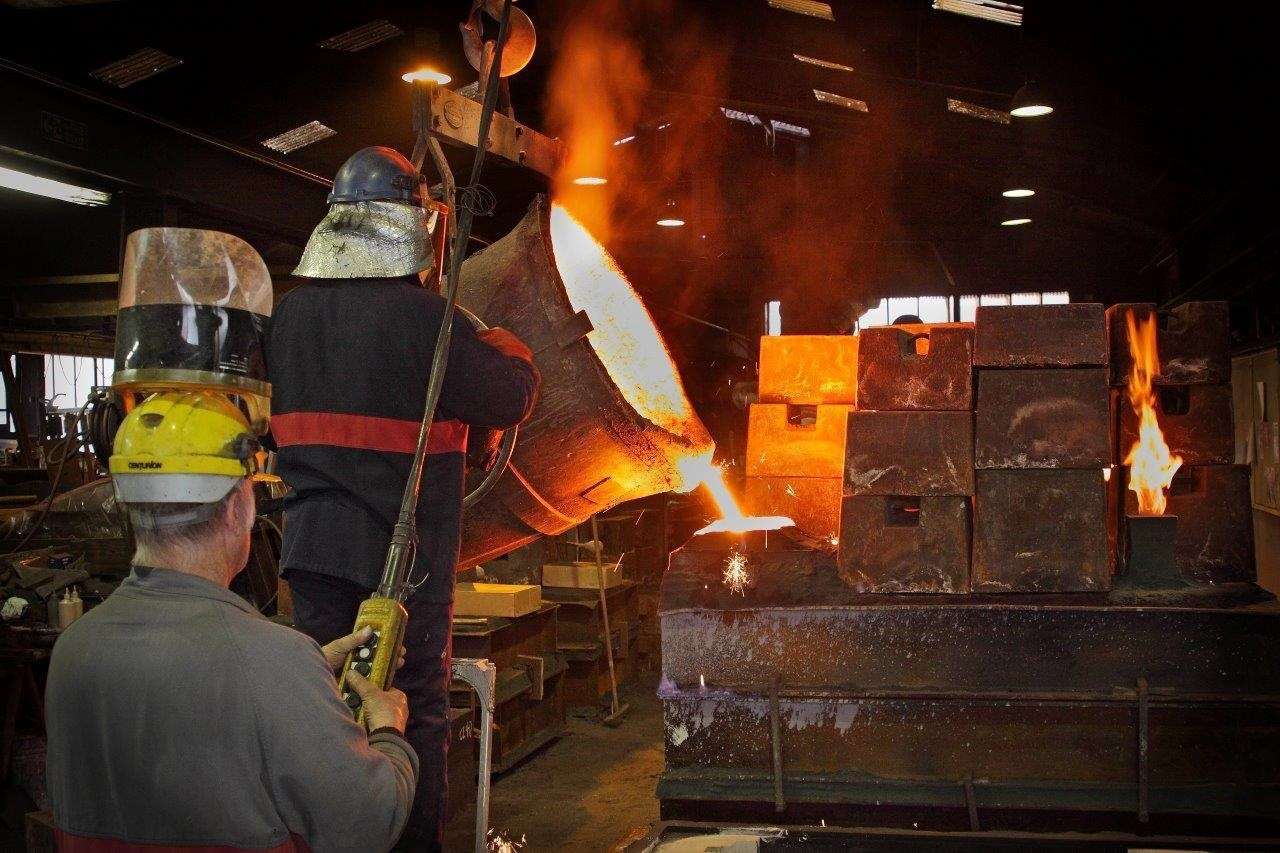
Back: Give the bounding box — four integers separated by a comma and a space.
1123, 311, 1183, 515
677, 452, 793, 535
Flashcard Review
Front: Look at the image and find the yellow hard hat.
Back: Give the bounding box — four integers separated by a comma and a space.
110, 391, 258, 505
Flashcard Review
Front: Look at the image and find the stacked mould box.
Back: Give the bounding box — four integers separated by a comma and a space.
1109, 301, 1255, 584
745, 335, 859, 550
972, 304, 1113, 592
839, 323, 974, 593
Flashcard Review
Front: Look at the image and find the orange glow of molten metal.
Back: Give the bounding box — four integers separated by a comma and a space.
1124, 311, 1183, 515
550, 204, 702, 439
678, 453, 793, 536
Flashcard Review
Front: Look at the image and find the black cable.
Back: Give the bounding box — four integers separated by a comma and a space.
383, 0, 516, 599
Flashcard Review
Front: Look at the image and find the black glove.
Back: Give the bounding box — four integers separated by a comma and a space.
466, 425, 504, 472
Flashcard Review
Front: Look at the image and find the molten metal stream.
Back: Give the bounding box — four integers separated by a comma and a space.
1124, 311, 1183, 515
678, 453, 793, 535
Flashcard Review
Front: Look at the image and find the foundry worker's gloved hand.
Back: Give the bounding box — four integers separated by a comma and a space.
322, 626, 410, 734
467, 327, 538, 471
476, 326, 534, 364
345, 670, 410, 734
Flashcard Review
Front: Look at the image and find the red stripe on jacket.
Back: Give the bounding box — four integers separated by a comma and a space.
55, 828, 311, 852
271, 412, 468, 455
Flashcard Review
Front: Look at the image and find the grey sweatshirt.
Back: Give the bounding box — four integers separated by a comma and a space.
44, 566, 418, 852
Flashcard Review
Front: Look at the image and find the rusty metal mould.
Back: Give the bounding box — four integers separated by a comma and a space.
838, 495, 970, 593
974, 303, 1108, 368
972, 469, 1111, 592
1118, 464, 1255, 584
857, 323, 973, 411
758, 335, 859, 405
1107, 301, 1230, 387
845, 410, 974, 496
975, 369, 1111, 469
1118, 383, 1235, 466
745, 404, 851, 479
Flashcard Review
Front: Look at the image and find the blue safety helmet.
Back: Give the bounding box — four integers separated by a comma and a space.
326, 146, 425, 207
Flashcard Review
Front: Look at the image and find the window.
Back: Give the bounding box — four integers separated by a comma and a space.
0, 354, 10, 435
44, 355, 113, 413
764, 300, 782, 336
857, 292, 1069, 330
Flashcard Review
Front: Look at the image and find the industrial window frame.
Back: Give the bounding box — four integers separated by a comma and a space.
855, 291, 1069, 331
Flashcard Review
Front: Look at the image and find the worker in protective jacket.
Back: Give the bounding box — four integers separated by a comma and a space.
267, 146, 539, 850
46, 390, 418, 852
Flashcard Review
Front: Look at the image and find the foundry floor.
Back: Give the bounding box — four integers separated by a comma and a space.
442, 676, 663, 852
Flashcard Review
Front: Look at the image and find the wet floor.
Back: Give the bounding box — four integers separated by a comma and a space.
443, 677, 663, 852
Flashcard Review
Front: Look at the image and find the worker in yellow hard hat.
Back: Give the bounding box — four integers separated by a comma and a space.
42, 390, 421, 852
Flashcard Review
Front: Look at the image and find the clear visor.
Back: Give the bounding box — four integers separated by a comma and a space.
120, 228, 273, 317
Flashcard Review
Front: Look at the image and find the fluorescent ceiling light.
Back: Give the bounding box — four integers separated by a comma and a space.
1001, 217, 1032, 226
771, 120, 811, 138
767, 0, 834, 21
573, 176, 608, 186
793, 53, 853, 73
261, 121, 336, 154
932, 0, 1023, 26
90, 48, 182, 88
946, 97, 1011, 125
613, 135, 636, 146
721, 107, 763, 126
1002, 188, 1035, 198
318, 20, 403, 51
814, 90, 868, 112
0, 165, 111, 206
657, 218, 686, 227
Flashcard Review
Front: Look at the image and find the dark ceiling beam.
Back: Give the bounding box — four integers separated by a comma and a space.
0, 58, 329, 242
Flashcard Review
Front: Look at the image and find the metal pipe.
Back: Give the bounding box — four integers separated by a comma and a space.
664, 683, 1280, 707
451, 658, 497, 853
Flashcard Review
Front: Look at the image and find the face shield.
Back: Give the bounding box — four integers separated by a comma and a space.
292, 200, 445, 281
113, 228, 273, 430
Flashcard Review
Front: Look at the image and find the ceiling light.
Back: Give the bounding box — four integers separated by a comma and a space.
767, 0, 834, 21
932, 0, 1023, 26
89, 48, 182, 88
793, 53, 853, 72
401, 68, 451, 85
1003, 188, 1035, 198
721, 107, 763, 126
613, 135, 636, 146
1011, 81, 1054, 117
657, 218, 685, 227
261, 121, 336, 154
814, 90, 868, 112
947, 97, 1010, 125
771, 120, 811, 138
318, 20, 403, 52
573, 176, 607, 186
1001, 217, 1032, 226
0, 165, 111, 206
657, 122, 671, 130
